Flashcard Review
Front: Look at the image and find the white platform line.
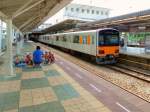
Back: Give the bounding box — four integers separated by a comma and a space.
75, 73, 83, 79
89, 84, 102, 93
116, 102, 131, 112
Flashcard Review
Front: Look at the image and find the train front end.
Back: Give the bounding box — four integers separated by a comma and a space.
96, 29, 120, 64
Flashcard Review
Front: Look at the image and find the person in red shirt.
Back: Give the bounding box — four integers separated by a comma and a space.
44, 52, 49, 64
25, 53, 33, 65
48, 51, 55, 63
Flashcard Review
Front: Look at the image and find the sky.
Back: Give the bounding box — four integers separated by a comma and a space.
44, 0, 150, 24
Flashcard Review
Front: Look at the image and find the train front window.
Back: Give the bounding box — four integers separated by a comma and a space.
98, 30, 119, 46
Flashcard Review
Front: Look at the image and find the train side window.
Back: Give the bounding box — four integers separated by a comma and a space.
73, 35, 79, 43
56, 36, 59, 41
62, 35, 66, 42
59, 36, 63, 41
92, 35, 95, 44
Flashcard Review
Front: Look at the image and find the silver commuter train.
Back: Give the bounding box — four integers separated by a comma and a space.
38, 28, 120, 64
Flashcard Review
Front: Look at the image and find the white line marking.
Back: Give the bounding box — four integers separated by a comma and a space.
116, 102, 131, 112
89, 84, 101, 93
66, 66, 71, 70
75, 73, 83, 79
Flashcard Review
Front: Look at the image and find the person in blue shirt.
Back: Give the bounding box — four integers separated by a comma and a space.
33, 46, 43, 66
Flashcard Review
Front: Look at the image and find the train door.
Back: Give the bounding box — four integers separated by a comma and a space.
89, 33, 96, 56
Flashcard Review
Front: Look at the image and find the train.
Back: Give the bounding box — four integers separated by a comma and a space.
38, 28, 120, 64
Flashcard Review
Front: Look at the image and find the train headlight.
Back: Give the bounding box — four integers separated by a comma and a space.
99, 50, 105, 54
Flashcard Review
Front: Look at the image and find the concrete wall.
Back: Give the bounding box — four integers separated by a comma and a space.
64, 4, 109, 20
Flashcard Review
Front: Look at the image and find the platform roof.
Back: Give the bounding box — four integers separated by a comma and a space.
78, 9, 150, 31
0, 0, 72, 32
38, 19, 89, 34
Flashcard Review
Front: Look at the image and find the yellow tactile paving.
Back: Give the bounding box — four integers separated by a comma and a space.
0, 80, 20, 93
53, 64, 112, 112
22, 71, 44, 79
48, 76, 67, 86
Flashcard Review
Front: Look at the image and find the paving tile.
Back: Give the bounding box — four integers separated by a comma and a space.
0, 80, 20, 93
61, 97, 92, 112
3, 109, 18, 112
42, 87, 58, 102
22, 71, 44, 80
21, 78, 49, 89
22, 66, 42, 72
31, 88, 46, 105
19, 106, 35, 112
19, 90, 33, 107
15, 68, 22, 74
44, 70, 61, 77
0, 74, 21, 82
42, 66, 54, 71
48, 76, 67, 86
53, 84, 79, 101
34, 101, 65, 112
0, 92, 19, 111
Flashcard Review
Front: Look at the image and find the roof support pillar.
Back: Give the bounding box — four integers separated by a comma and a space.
6, 18, 15, 76
0, 20, 2, 53
16, 31, 24, 55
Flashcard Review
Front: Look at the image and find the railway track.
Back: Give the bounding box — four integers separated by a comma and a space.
33, 42, 150, 102
107, 65, 150, 83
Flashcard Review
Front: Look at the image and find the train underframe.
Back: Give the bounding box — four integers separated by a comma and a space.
96, 55, 117, 64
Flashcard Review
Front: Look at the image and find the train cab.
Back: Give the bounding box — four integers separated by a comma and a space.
96, 29, 120, 64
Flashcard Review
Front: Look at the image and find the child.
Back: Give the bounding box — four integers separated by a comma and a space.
25, 53, 33, 65
14, 56, 20, 66
48, 51, 55, 63
44, 51, 49, 64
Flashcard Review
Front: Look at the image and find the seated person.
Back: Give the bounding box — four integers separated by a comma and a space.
25, 53, 33, 65
48, 51, 55, 63
33, 46, 43, 66
14, 56, 20, 66
43, 51, 49, 64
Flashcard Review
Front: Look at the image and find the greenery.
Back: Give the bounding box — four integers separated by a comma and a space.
127, 32, 150, 42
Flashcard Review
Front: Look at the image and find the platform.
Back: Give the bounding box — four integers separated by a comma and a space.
120, 46, 150, 59
0, 43, 110, 112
